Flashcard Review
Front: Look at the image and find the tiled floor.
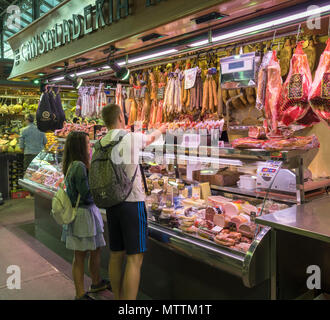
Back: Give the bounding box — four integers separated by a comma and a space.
0, 198, 113, 300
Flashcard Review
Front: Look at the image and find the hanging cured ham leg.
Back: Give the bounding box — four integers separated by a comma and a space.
280, 42, 313, 126
309, 39, 330, 126
265, 51, 282, 135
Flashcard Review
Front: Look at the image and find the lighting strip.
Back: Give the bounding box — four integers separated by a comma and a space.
128, 49, 178, 64
188, 4, 330, 47
51, 76, 64, 81
101, 61, 126, 69
70, 69, 96, 77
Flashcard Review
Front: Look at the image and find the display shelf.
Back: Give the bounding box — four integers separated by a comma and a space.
210, 185, 299, 204
0, 95, 77, 101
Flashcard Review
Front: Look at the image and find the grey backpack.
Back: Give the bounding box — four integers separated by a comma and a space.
89, 133, 138, 208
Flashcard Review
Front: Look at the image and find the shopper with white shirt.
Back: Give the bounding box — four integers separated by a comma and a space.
98, 104, 166, 300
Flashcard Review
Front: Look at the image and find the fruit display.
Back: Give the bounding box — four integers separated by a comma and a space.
45, 132, 62, 153
0, 120, 24, 153
0, 103, 36, 115
55, 121, 107, 140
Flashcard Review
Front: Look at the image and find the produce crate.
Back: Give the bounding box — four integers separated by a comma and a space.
11, 191, 30, 199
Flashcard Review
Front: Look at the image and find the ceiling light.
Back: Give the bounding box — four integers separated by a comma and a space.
52, 76, 65, 81
212, 4, 330, 42
188, 4, 330, 47
140, 33, 165, 42
188, 39, 209, 48
102, 61, 125, 69
108, 61, 130, 81
128, 49, 178, 63
38, 72, 46, 76
64, 75, 83, 89
193, 12, 227, 24
52, 66, 64, 70
69, 69, 96, 77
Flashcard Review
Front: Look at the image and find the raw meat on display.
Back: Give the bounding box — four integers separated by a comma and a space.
248, 126, 266, 139
280, 42, 313, 126
309, 39, 330, 126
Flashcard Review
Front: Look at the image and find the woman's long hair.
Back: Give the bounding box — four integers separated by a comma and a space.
62, 131, 89, 175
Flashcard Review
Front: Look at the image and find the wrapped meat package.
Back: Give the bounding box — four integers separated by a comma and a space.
309, 39, 330, 126
280, 42, 313, 126
231, 137, 265, 149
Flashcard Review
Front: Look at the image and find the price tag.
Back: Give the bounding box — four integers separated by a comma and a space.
178, 183, 185, 190
168, 178, 176, 184
166, 200, 172, 208
184, 67, 198, 89
151, 203, 159, 211
228, 222, 237, 232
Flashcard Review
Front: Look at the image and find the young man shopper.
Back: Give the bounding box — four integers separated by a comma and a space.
98, 104, 166, 300
19, 114, 47, 172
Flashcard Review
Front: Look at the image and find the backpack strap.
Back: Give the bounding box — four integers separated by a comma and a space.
98, 131, 128, 150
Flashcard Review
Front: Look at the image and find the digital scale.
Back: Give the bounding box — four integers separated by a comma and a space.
257, 160, 330, 195
257, 160, 296, 193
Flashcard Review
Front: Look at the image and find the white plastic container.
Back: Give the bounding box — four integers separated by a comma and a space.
237, 175, 256, 190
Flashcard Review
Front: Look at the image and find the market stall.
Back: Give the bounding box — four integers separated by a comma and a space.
4, 0, 329, 299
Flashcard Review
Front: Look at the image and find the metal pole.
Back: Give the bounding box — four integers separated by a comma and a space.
0, 16, 3, 59
270, 228, 277, 300
32, 0, 40, 21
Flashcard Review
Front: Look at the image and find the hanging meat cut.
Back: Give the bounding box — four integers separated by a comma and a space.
309, 39, 330, 126
264, 51, 282, 134
280, 42, 312, 126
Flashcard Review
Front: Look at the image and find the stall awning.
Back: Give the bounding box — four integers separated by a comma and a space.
7, 0, 309, 81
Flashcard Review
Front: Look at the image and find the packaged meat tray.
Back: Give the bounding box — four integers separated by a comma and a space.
231, 137, 265, 149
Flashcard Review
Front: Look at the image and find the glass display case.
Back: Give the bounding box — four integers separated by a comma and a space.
19, 141, 322, 288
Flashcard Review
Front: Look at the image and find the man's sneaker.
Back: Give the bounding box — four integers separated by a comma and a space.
88, 279, 112, 293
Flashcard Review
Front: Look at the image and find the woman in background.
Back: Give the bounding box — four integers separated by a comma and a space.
62, 131, 110, 300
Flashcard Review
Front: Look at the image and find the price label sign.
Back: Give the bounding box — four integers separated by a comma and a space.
151, 203, 159, 211
166, 200, 173, 208
178, 183, 185, 190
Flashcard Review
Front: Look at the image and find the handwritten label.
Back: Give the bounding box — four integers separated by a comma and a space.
184, 67, 198, 89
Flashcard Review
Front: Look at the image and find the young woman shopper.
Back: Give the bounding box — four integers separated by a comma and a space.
61, 131, 110, 300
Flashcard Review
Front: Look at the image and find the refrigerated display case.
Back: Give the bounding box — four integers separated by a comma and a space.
19, 139, 325, 294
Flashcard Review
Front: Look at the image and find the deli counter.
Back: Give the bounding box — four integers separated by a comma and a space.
18, 144, 329, 299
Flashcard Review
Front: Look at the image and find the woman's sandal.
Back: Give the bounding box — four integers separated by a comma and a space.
75, 293, 95, 300
88, 279, 112, 293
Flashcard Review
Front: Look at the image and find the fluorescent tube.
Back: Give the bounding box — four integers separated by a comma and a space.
188, 4, 330, 47
128, 49, 178, 63
70, 69, 96, 77
52, 76, 65, 81
212, 4, 330, 42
